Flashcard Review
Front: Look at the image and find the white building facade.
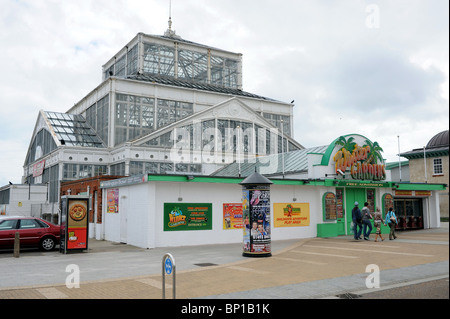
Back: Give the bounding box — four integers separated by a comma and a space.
22, 29, 303, 210
98, 133, 444, 249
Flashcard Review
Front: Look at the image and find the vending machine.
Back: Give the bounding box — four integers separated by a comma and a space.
60, 195, 89, 254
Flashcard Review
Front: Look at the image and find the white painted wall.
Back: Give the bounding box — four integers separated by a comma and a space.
153, 181, 243, 248
101, 179, 443, 249
4, 185, 48, 217
103, 180, 325, 249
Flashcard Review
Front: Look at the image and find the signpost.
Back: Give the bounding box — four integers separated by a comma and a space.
162, 253, 176, 299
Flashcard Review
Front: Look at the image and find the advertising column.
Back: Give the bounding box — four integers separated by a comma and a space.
60, 195, 89, 254
240, 171, 273, 257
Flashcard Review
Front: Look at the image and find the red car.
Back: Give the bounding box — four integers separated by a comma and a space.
0, 216, 60, 251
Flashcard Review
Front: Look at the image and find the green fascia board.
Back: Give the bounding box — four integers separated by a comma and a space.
270, 179, 306, 186
335, 180, 391, 188
130, 175, 446, 191
147, 174, 243, 184
147, 174, 314, 186
402, 150, 449, 159
148, 174, 305, 185
394, 183, 447, 191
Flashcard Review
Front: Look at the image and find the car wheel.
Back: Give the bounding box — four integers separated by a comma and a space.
40, 237, 56, 251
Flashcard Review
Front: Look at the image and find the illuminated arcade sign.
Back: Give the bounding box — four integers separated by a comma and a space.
332, 136, 386, 181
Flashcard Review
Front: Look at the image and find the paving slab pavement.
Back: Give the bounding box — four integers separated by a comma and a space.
0, 224, 448, 300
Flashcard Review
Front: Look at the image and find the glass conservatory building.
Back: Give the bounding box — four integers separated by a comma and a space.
23, 27, 304, 205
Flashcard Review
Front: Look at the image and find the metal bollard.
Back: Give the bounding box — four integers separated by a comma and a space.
162, 253, 176, 299
13, 232, 20, 258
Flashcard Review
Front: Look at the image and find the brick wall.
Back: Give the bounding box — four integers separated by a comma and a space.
60, 176, 124, 224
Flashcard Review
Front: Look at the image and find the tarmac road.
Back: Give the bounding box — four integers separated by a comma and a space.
358, 277, 449, 299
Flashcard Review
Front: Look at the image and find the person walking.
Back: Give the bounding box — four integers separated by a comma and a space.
361, 202, 373, 240
385, 207, 398, 240
373, 207, 385, 242
352, 202, 363, 240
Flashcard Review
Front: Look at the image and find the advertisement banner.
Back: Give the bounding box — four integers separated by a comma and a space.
273, 203, 310, 227
60, 196, 89, 253
32, 159, 46, 177
67, 199, 89, 250
223, 203, 243, 230
107, 189, 119, 213
164, 203, 212, 231
242, 187, 271, 255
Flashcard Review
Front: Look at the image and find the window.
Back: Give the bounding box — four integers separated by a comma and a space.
86, 95, 109, 145
114, 93, 156, 146
156, 99, 193, 129
178, 49, 208, 83
366, 189, 375, 213
323, 192, 337, 221
0, 219, 17, 230
35, 219, 49, 228
129, 161, 143, 176
110, 162, 126, 176
143, 43, 175, 77
25, 129, 57, 165
94, 165, 108, 176
263, 113, 291, 137
78, 165, 92, 179
433, 158, 443, 175
127, 45, 139, 75
19, 219, 40, 229
115, 55, 126, 77
211, 56, 239, 88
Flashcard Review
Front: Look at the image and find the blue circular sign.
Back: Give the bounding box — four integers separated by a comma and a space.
165, 257, 173, 275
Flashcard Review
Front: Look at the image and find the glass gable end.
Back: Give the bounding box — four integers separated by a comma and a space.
45, 112, 105, 148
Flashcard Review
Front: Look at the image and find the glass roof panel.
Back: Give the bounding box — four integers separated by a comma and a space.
44, 111, 105, 148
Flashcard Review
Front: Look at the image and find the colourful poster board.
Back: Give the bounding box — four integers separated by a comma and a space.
273, 203, 310, 227
164, 203, 212, 231
106, 189, 119, 213
223, 203, 243, 230
67, 199, 89, 250
242, 187, 271, 255
60, 196, 89, 253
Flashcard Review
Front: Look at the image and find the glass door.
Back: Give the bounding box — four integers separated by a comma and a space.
394, 199, 424, 230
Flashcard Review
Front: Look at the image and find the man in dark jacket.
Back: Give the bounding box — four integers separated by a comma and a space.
362, 202, 373, 240
352, 202, 363, 240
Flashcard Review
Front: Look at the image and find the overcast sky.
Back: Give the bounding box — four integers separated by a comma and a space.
0, 0, 448, 186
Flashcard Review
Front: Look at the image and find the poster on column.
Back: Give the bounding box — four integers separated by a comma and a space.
248, 187, 271, 254
242, 190, 251, 253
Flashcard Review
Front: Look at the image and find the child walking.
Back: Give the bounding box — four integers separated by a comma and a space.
373, 207, 385, 242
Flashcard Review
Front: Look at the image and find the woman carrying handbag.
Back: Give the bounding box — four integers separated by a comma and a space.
385, 207, 398, 240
